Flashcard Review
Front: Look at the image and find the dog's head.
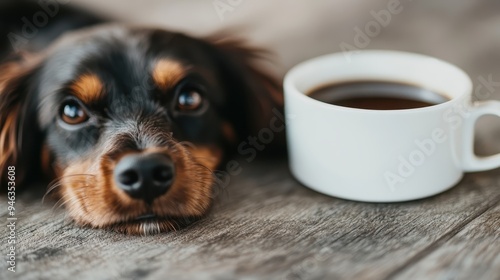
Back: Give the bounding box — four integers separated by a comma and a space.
0, 25, 282, 234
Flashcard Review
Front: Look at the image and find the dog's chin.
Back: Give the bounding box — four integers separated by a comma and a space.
104, 214, 202, 235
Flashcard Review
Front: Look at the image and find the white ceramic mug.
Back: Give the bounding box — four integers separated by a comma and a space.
284, 50, 500, 202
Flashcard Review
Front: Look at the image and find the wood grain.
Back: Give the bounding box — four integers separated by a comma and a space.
1, 161, 499, 280
392, 204, 500, 280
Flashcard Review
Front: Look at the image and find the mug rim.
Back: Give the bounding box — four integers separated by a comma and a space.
284, 50, 473, 115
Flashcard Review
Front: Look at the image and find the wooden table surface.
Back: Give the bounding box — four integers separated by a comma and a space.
2, 0, 500, 279
1, 158, 499, 280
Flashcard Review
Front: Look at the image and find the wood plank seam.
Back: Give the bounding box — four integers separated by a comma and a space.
385, 195, 500, 279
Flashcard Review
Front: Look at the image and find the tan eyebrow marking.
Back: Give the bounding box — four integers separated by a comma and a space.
152, 59, 186, 91
70, 74, 104, 103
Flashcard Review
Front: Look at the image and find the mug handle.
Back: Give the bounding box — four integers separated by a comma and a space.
463, 100, 500, 172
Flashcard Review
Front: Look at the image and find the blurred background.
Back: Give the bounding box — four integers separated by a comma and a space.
71, 0, 500, 79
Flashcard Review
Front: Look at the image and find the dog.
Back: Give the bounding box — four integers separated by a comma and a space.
0, 1, 283, 235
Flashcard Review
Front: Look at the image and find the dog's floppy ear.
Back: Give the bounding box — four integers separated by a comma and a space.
0, 55, 43, 189
208, 37, 285, 148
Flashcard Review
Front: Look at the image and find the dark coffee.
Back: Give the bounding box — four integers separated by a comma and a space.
308, 81, 449, 110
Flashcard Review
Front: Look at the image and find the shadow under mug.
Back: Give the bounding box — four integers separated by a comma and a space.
284, 50, 500, 202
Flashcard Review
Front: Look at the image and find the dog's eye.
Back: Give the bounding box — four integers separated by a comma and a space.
60, 100, 89, 125
176, 89, 203, 111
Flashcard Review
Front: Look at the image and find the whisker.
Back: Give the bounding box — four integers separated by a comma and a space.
43, 174, 96, 203
42, 183, 64, 204
167, 220, 176, 232
43, 180, 85, 204
177, 141, 196, 150
52, 192, 78, 211
189, 162, 231, 199
172, 219, 180, 230
192, 162, 216, 175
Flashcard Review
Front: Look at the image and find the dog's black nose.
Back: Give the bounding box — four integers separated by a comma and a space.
114, 153, 175, 202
